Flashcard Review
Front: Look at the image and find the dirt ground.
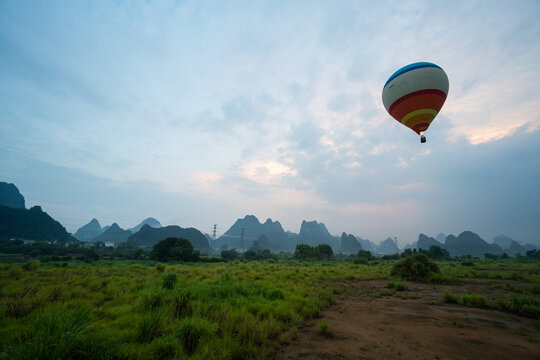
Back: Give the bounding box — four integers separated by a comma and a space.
279, 279, 540, 360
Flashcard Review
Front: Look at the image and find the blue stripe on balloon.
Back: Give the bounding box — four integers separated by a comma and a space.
383, 62, 442, 89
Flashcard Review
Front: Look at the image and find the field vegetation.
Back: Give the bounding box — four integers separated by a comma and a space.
0, 240, 539, 359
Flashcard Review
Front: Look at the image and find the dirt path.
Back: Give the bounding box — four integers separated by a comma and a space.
279, 280, 540, 360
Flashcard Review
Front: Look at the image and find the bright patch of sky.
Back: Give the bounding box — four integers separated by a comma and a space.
1, 1, 540, 245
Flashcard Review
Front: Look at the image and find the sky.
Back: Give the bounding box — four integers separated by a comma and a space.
1, 1, 540, 246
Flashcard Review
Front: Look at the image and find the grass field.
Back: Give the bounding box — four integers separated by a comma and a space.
0, 258, 538, 359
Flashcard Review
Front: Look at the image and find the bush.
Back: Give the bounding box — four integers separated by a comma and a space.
443, 290, 459, 303
319, 320, 329, 336
461, 261, 475, 266
387, 281, 407, 291
395, 283, 408, 291
390, 254, 440, 281
178, 317, 216, 355
460, 293, 488, 308
22, 260, 40, 271
507, 294, 540, 318
162, 273, 177, 290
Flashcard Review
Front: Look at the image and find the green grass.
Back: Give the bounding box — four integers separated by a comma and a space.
319, 320, 329, 336
162, 272, 177, 290
460, 293, 488, 308
0, 260, 389, 359
443, 290, 459, 303
0, 258, 537, 358
387, 281, 408, 291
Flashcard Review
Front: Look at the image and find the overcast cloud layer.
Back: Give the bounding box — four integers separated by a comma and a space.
1, 1, 539, 245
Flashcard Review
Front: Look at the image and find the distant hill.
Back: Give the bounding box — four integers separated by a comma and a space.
493, 234, 514, 249
73, 218, 102, 242
297, 220, 339, 249
404, 241, 418, 249
92, 223, 131, 244
0, 182, 25, 209
507, 241, 527, 256
435, 233, 447, 243
375, 237, 399, 255
339, 232, 362, 254
129, 217, 162, 233
356, 237, 376, 252
0, 205, 74, 242
128, 224, 210, 251
417, 234, 443, 250
445, 231, 503, 257
216, 215, 288, 250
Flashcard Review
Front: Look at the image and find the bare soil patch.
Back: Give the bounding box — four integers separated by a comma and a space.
279, 279, 540, 360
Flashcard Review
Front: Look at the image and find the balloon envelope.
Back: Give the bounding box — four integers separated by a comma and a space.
382, 62, 449, 135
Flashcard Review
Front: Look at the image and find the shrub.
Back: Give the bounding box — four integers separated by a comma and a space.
394, 283, 408, 291
460, 293, 488, 308
319, 320, 329, 336
388, 281, 408, 290
461, 261, 475, 266
162, 273, 177, 290
507, 294, 540, 318
178, 317, 216, 355
390, 254, 440, 281
443, 290, 459, 303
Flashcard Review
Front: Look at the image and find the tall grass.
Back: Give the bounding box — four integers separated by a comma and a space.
7, 304, 92, 360
0, 260, 390, 359
178, 317, 216, 355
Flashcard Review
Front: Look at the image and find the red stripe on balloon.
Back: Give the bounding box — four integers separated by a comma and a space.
389, 89, 447, 114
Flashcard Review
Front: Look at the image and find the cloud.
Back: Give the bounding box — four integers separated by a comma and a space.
2, 1, 540, 244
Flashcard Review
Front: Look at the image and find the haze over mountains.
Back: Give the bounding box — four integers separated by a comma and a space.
1, 182, 537, 256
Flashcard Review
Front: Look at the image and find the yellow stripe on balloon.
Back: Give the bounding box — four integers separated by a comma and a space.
401, 108, 438, 124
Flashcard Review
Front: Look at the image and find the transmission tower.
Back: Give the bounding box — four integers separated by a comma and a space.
212, 224, 217, 250
240, 227, 245, 251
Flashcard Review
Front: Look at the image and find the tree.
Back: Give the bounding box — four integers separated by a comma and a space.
294, 244, 317, 259
425, 245, 450, 259
317, 244, 333, 260
221, 249, 239, 260
356, 249, 374, 260
153, 237, 199, 262
401, 248, 413, 257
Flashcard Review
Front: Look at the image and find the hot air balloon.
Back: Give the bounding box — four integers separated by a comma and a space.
382, 62, 449, 143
